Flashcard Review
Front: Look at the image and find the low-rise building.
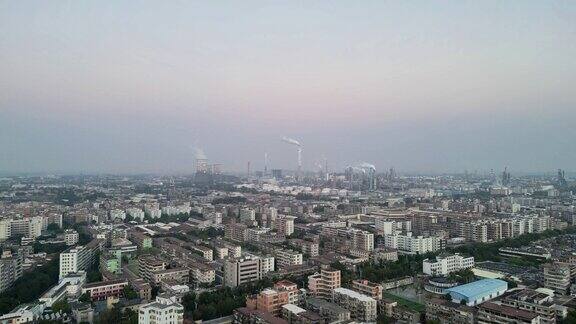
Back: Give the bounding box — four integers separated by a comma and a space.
82, 279, 128, 301
477, 302, 539, 324
445, 279, 508, 306
332, 287, 377, 322
139, 296, 184, 324
423, 253, 474, 276
64, 229, 79, 246
425, 298, 475, 324
351, 279, 383, 300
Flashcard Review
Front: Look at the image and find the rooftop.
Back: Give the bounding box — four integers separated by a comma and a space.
333, 287, 376, 302
446, 279, 507, 299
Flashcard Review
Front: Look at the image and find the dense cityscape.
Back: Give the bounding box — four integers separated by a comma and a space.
3, 1, 576, 323
0, 163, 575, 323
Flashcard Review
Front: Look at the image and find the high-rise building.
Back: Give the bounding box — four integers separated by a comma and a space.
0, 220, 11, 241
276, 216, 296, 236
224, 255, 274, 287
59, 240, 101, 279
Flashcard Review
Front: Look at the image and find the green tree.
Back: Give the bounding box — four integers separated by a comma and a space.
51, 300, 71, 314
78, 292, 91, 303
123, 286, 138, 300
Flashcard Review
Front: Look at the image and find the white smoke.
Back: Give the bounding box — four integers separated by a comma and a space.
359, 162, 376, 171
192, 146, 207, 160
282, 137, 301, 147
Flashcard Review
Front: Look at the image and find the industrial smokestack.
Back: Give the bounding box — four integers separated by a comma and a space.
281, 136, 302, 180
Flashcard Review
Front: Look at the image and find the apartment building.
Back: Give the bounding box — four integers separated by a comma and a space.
275, 249, 303, 269
59, 239, 102, 279
544, 262, 574, 295
0, 254, 23, 293
224, 255, 273, 287
151, 268, 190, 285
139, 297, 184, 324
384, 232, 441, 254
138, 255, 168, 283
129, 231, 153, 249
425, 298, 475, 324
82, 279, 128, 301
500, 289, 556, 324
351, 229, 374, 252
332, 287, 377, 322
351, 279, 383, 300
275, 215, 296, 236
247, 281, 300, 317
477, 302, 539, 324
308, 268, 341, 300
189, 262, 215, 286
64, 229, 79, 246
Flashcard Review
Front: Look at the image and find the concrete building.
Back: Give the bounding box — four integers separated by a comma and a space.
351, 279, 383, 300
425, 298, 475, 324
477, 302, 539, 324
332, 287, 377, 322
59, 240, 101, 279
308, 268, 341, 300
423, 253, 474, 276
64, 229, 79, 246
110, 209, 126, 221
247, 280, 300, 316
274, 249, 303, 269
500, 289, 556, 324
384, 232, 441, 254
543, 262, 574, 295
0, 219, 11, 241
82, 279, 128, 301
139, 296, 184, 324
276, 215, 296, 236
224, 255, 273, 287
305, 298, 351, 322
351, 229, 374, 252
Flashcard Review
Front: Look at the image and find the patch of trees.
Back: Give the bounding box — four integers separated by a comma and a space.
182, 278, 274, 320
0, 258, 60, 315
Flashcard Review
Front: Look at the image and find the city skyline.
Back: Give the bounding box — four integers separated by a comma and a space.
1, 1, 576, 173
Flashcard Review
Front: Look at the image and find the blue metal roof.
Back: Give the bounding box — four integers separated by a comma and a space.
446, 279, 507, 299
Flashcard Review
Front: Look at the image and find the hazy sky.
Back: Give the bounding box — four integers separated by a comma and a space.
1, 1, 575, 174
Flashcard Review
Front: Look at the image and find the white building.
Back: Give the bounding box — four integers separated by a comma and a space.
110, 209, 126, 221
0, 219, 11, 241
224, 255, 274, 287
276, 215, 296, 236
144, 205, 162, 219
375, 219, 396, 235
332, 287, 377, 322
126, 208, 145, 222
351, 229, 374, 251
423, 253, 474, 276
275, 249, 303, 269
59, 242, 100, 279
64, 229, 79, 246
139, 297, 184, 324
28, 216, 43, 238
384, 232, 441, 254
